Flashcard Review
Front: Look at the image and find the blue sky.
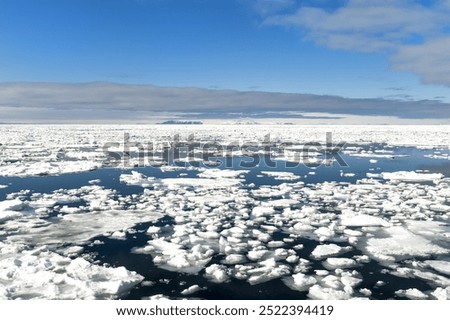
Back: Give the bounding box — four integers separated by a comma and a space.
1, 0, 450, 122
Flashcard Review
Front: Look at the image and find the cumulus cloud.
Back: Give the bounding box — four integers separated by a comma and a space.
265, 0, 446, 51
257, 0, 450, 87
392, 36, 450, 87
1, 82, 450, 122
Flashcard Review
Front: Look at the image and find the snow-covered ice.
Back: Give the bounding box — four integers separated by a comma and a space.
0, 243, 143, 299
310, 244, 351, 260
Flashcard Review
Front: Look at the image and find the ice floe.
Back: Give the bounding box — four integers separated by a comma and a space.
310, 244, 351, 260
261, 171, 300, 181
380, 171, 443, 182
180, 284, 205, 295
425, 260, 450, 276
132, 239, 214, 274
0, 243, 143, 299
362, 226, 448, 262
395, 288, 428, 299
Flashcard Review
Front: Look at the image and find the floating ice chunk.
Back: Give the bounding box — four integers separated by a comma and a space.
267, 241, 285, 248
0, 160, 101, 177
247, 260, 291, 285
204, 264, 229, 283
283, 273, 317, 292
375, 281, 386, 287
395, 288, 428, 300
343, 229, 364, 237
339, 270, 363, 288
354, 255, 370, 263
180, 285, 205, 295
315, 270, 329, 276
310, 244, 350, 260
369, 159, 378, 164
7, 203, 163, 246
0, 244, 143, 299
261, 171, 300, 181
340, 172, 355, 177
425, 260, 450, 276
134, 239, 214, 274
252, 206, 275, 217
29, 198, 57, 209
323, 258, 357, 270
161, 178, 241, 189
147, 226, 161, 235
247, 249, 269, 261
366, 173, 381, 178
381, 171, 443, 182
320, 275, 342, 289
308, 284, 352, 300
223, 254, 247, 264
0, 199, 24, 222
263, 199, 298, 208
120, 171, 154, 186
349, 153, 406, 158
292, 222, 315, 232
340, 213, 389, 227
88, 179, 101, 185
198, 169, 249, 179
110, 231, 127, 240
359, 288, 372, 296
59, 206, 82, 214
228, 226, 245, 234
430, 287, 450, 300
363, 226, 448, 262
286, 255, 299, 263
0, 184, 8, 189
0, 211, 22, 223
0, 199, 24, 211
314, 227, 335, 240
61, 245, 84, 257
143, 294, 170, 300
405, 221, 450, 243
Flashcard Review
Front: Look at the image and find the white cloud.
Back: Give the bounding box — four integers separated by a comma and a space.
258, 0, 450, 87
392, 36, 450, 87
265, 0, 447, 52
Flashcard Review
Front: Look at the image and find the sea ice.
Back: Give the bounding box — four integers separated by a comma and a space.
180, 284, 205, 295
282, 273, 317, 292
323, 258, 357, 270
310, 244, 351, 260
204, 264, 229, 283
362, 226, 448, 262
0, 243, 143, 299
381, 171, 443, 182
425, 260, 450, 276
395, 288, 428, 299
261, 171, 300, 181
133, 239, 214, 274
307, 284, 352, 300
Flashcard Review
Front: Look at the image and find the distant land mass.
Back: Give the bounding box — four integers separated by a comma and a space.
160, 120, 203, 125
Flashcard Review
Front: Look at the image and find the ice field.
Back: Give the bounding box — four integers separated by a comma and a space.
0, 125, 450, 300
